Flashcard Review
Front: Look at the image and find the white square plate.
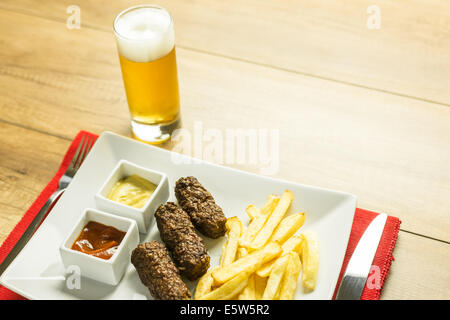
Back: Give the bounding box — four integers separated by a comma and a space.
0, 131, 356, 300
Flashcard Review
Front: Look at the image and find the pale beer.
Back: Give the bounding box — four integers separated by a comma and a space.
114, 5, 180, 143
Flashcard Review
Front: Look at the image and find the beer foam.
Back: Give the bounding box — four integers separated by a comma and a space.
114, 6, 175, 63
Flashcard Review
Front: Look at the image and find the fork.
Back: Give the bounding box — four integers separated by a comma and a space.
0, 134, 95, 276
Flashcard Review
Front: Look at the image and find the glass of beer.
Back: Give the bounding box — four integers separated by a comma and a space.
114, 5, 180, 144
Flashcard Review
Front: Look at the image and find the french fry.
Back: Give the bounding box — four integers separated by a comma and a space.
245, 195, 279, 221
260, 194, 280, 215
237, 247, 248, 259
198, 271, 250, 300
238, 274, 256, 300
239, 195, 280, 248
194, 267, 218, 300
254, 275, 268, 300
239, 209, 271, 248
273, 284, 282, 300
278, 252, 302, 300
219, 241, 227, 266
301, 231, 319, 291
237, 225, 247, 259
245, 204, 260, 220
281, 235, 303, 254
205, 191, 319, 300
262, 254, 290, 300
250, 190, 294, 250
256, 235, 303, 277
212, 242, 281, 284
256, 259, 279, 278
220, 217, 243, 267
270, 212, 305, 244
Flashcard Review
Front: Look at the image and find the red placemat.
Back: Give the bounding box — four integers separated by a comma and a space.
0, 131, 401, 300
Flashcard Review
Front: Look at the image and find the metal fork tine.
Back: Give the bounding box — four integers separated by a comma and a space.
75, 136, 94, 170
74, 136, 89, 169
73, 136, 90, 171
86, 136, 95, 153
67, 136, 87, 172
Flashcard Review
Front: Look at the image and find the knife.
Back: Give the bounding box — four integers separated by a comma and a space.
335, 213, 388, 300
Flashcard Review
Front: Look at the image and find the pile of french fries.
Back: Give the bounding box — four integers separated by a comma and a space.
194, 190, 319, 300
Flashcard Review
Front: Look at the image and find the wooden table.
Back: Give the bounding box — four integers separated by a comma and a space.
0, 0, 449, 299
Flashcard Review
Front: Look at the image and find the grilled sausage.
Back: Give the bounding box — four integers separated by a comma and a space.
155, 202, 210, 280
131, 241, 191, 300
175, 176, 227, 238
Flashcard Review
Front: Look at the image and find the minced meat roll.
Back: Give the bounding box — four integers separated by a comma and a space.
174, 176, 226, 238
155, 202, 210, 280
131, 241, 190, 300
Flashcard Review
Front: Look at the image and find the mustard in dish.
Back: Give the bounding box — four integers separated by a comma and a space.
107, 174, 157, 209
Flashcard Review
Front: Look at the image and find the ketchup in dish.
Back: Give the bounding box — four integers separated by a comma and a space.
71, 221, 126, 260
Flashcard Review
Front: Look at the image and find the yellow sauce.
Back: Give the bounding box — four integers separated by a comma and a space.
107, 174, 157, 209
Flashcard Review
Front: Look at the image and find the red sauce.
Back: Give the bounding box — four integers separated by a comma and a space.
71, 221, 126, 260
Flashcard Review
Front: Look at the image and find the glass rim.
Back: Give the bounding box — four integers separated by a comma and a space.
113, 4, 174, 41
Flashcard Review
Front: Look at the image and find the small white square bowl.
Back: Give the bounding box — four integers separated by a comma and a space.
59, 208, 139, 286
94, 160, 169, 233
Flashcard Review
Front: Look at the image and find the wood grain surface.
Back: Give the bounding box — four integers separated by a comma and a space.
0, 1, 448, 299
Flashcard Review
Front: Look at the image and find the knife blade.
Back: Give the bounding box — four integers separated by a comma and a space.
335, 213, 387, 300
